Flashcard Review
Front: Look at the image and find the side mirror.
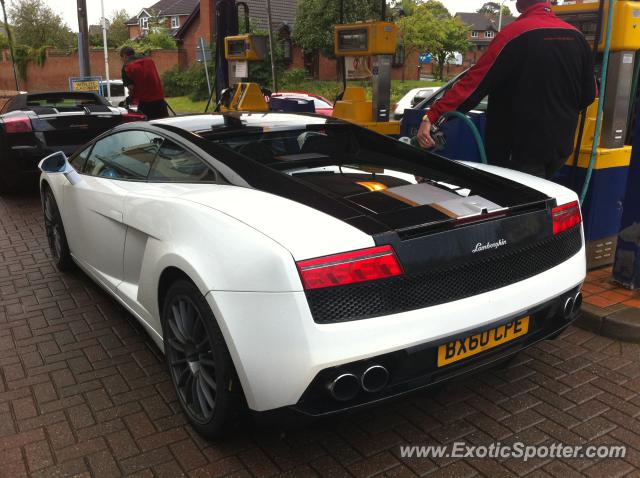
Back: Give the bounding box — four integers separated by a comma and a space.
38, 152, 81, 185
39, 151, 68, 173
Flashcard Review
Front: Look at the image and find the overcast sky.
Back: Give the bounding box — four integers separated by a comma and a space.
6, 0, 505, 31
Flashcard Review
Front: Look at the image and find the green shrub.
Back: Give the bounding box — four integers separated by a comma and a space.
280, 68, 306, 88
118, 31, 177, 55
161, 63, 215, 102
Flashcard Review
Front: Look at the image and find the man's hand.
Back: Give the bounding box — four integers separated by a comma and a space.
417, 116, 436, 149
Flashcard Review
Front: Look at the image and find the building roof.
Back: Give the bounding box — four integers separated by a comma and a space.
455, 12, 516, 31
126, 0, 199, 24
172, 0, 296, 40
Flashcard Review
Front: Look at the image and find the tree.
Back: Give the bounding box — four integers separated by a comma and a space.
108, 10, 131, 48
477, 2, 512, 18
421, 0, 451, 19
397, 3, 469, 80
8, 0, 74, 49
293, 0, 384, 57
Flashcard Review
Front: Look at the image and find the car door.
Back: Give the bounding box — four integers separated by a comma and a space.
117, 137, 219, 333
61, 129, 160, 291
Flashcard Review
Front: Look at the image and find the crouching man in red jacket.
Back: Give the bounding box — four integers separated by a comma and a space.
120, 46, 169, 120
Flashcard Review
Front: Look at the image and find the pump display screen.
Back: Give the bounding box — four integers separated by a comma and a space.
555, 12, 600, 44
228, 39, 246, 57
338, 29, 368, 52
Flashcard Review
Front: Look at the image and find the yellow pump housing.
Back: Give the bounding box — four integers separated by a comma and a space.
224, 34, 268, 61
334, 21, 398, 57
553, 1, 640, 51
219, 82, 269, 113
333, 86, 400, 135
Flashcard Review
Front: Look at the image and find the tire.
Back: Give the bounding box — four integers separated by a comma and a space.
42, 187, 73, 271
162, 279, 243, 439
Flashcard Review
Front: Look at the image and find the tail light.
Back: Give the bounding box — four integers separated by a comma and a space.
552, 201, 581, 235
122, 111, 146, 122
297, 245, 403, 290
3, 114, 33, 133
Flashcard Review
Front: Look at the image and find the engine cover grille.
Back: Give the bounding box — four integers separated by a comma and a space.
305, 226, 583, 324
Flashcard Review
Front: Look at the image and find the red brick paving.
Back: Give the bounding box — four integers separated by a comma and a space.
2, 193, 640, 477
583, 267, 640, 311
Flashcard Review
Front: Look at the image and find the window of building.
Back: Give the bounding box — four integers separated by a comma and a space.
171, 16, 180, 28
149, 140, 217, 182
84, 130, 162, 180
471, 31, 478, 38
485, 30, 495, 38
139, 16, 149, 30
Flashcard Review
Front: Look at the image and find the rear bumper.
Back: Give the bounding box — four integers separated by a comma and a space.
205, 241, 586, 412
292, 285, 580, 416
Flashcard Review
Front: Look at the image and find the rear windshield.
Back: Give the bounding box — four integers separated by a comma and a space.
26, 93, 105, 110
201, 123, 466, 192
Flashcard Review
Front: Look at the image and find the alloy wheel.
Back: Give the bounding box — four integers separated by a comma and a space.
44, 193, 63, 260
165, 295, 217, 423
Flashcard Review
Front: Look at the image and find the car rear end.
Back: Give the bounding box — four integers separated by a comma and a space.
0, 92, 144, 190
171, 115, 586, 415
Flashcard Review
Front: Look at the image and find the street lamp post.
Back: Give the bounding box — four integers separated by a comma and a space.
77, 0, 91, 76
101, 0, 111, 102
0, 0, 20, 91
498, 0, 507, 32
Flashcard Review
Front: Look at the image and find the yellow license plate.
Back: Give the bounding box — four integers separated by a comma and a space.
437, 316, 530, 367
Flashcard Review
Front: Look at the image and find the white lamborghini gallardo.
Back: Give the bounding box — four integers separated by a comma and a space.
38, 112, 585, 438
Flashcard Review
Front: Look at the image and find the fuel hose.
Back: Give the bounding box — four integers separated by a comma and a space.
440, 110, 488, 164
580, 0, 615, 205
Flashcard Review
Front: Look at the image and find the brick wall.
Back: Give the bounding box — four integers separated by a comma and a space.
180, 16, 204, 66
0, 49, 183, 92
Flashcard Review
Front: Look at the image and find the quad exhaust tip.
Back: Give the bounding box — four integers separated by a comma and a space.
327, 373, 360, 401
361, 365, 389, 393
563, 296, 574, 319
573, 292, 583, 314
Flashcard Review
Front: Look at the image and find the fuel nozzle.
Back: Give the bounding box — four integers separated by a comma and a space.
430, 120, 446, 151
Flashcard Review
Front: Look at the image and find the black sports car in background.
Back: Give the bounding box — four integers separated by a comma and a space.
0, 91, 145, 192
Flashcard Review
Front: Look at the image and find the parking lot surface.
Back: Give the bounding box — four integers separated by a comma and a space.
2, 192, 640, 477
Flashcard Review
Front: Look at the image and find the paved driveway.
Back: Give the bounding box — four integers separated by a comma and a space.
1, 193, 640, 477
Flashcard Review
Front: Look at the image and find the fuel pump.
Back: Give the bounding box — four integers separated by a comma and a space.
218, 34, 270, 112
332, 21, 401, 135
204, 0, 270, 113
553, 0, 640, 268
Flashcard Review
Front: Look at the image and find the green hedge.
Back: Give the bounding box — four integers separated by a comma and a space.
162, 63, 215, 102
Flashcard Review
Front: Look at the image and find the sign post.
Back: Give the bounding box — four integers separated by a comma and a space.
69, 76, 103, 95
197, 37, 212, 97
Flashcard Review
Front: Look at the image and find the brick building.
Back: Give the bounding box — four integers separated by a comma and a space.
455, 12, 515, 66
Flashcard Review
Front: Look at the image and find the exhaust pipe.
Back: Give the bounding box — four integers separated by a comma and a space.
327, 373, 360, 401
563, 296, 574, 319
361, 365, 389, 393
573, 292, 583, 315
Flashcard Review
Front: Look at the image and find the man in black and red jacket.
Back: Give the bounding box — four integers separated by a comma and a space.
417, 0, 596, 178
120, 46, 168, 120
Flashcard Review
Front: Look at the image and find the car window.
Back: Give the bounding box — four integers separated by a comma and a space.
312, 98, 331, 109
70, 144, 92, 171
108, 83, 125, 97
84, 130, 162, 180
149, 139, 217, 182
